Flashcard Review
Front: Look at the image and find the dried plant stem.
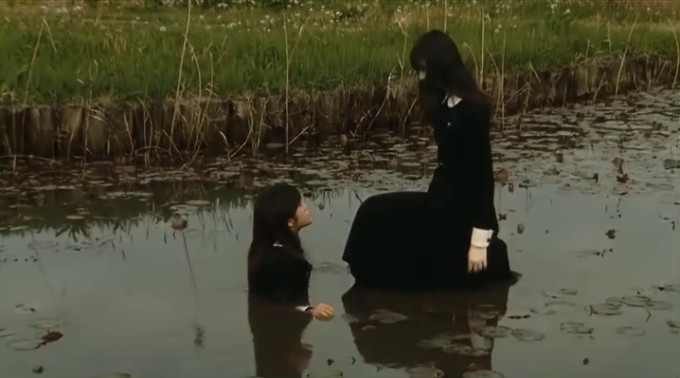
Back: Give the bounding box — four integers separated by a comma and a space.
668, 18, 680, 89
614, 14, 638, 98
170, 0, 192, 146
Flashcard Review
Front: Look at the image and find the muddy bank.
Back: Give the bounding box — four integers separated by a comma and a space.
0, 56, 677, 161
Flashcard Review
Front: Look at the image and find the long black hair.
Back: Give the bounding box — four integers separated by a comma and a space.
409, 29, 491, 122
247, 183, 306, 286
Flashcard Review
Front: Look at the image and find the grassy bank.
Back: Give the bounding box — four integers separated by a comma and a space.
0, 0, 678, 103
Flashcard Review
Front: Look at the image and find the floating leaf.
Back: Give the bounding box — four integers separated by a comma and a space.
620, 295, 652, 307
307, 369, 344, 378
407, 366, 444, 378
369, 309, 407, 324
32, 366, 44, 374
543, 288, 578, 298
615, 326, 645, 337
605, 297, 624, 306
458, 347, 490, 357
14, 303, 40, 314
645, 301, 673, 311
530, 307, 557, 316
511, 329, 545, 342
507, 312, 531, 320
654, 284, 680, 293
28, 317, 61, 330
6, 337, 42, 351
0, 328, 15, 338
590, 303, 622, 315
560, 322, 594, 334
545, 300, 577, 307
462, 370, 504, 378
417, 336, 452, 349
185, 200, 211, 207
479, 326, 512, 338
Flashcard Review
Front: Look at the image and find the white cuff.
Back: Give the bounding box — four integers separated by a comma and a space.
294, 305, 313, 313
471, 228, 493, 248
471, 332, 493, 350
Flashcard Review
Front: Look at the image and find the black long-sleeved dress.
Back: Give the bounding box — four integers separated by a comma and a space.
249, 245, 313, 309
342, 96, 513, 290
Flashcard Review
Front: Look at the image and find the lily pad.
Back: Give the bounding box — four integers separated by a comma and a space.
511, 328, 545, 341
605, 297, 625, 306
27, 240, 58, 250
545, 300, 577, 308
543, 289, 578, 298
458, 347, 490, 357
6, 337, 41, 351
369, 309, 407, 324
408, 366, 444, 378
479, 326, 512, 338
615, 326, 646, 337
462, 370, 505, 378
0, 328, 15, 338
28, 317, 61, 330
620, 295, 652, 307
560, 322, 594, 335
654, 284, 680, 293
590, 303, 622, 315
417, 336, 452, 349
645, 300, 673, 311
185, 200, 211, 207
14, 303, 40, 314
307, 370, 344, 378
530, 307, 557, 316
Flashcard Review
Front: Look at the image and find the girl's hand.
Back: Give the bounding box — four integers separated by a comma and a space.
467, 245, 488, 273
312, 303, 334, 320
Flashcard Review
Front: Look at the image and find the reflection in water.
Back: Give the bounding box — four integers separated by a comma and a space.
248, 295, 313, 378
342, 276, 519, 378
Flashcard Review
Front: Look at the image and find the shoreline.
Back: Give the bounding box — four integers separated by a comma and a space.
0, 55, 677, 162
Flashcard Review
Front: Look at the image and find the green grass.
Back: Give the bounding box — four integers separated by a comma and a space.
0, 0, 678, 103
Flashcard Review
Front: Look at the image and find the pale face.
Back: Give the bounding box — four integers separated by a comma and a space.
288, 198, 312, 231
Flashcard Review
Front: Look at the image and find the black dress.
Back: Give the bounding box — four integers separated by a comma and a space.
248, 245, 313, 309
342, 97, 513, 290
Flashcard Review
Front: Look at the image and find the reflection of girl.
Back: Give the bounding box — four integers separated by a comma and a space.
248, 295, 313, 378
341, 276, 516, 377
343, 30, 513, 290
247, 183, 334, 320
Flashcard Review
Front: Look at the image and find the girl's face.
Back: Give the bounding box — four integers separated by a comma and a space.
288, 198, 312, 232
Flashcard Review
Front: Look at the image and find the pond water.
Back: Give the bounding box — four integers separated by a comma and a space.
0, 88, 679, 378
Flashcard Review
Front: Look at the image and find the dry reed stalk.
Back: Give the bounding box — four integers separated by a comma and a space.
443, 0, 448, 32
614, 14, 639, 98
170, 0, 193, 149
501, 32, 506, 129
480, 10, 485, 85
668, 18, 680, 89
283, 16, 311, 156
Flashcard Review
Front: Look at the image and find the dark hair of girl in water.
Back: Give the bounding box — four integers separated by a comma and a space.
409, 29, 491, 121
247, 183, 306, 285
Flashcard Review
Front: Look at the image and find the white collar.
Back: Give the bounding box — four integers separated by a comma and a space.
444, 94, 462, 108
273, 241, 282, 247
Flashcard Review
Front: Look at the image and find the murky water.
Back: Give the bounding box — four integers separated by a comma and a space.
1, 88, 679, 378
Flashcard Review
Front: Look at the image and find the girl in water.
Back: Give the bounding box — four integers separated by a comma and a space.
342, 30, 513, 290
247, 183, 334, 320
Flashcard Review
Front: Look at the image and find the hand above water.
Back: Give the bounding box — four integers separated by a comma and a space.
312, 303, 335, 320
467, 245, 488, 273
